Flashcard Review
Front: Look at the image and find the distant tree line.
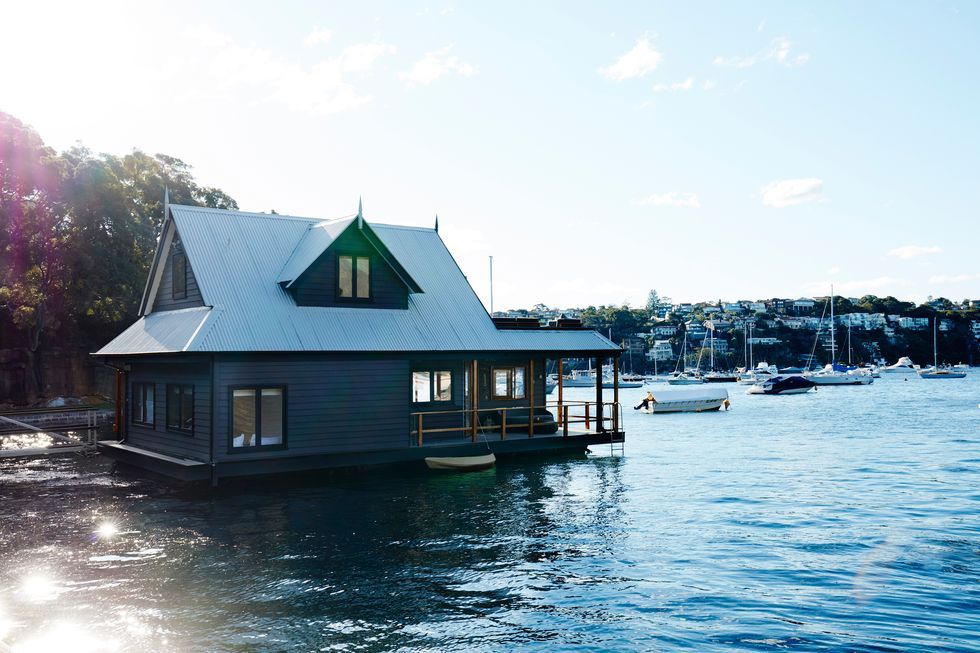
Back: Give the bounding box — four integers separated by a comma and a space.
0, 112, 237, 399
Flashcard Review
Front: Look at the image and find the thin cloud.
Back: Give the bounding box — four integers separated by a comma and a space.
304, 26, 333, 47
652, 77, 694, 93
929, 273, 980, 283
887, 245, 943, 260
761, 178, 823, 208
637, 192, 701, 208
714, 36, 809, 68
600, 38, 662, 81
184, 25, 395, 115
401, 46, 477, 86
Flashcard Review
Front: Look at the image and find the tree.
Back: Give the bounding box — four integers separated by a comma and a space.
645, 289, 660, 313
0, 111, 238, 401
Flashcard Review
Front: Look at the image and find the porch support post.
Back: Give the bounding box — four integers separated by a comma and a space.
613, 354, 620, 433
557, 358, 564, 426
470, 359, 479, 442
595, 355, 604, 432
528, 358, 535, 437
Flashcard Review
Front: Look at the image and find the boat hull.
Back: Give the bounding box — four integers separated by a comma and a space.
638, 387, 729, 413
807, 374, 872, 385
918, 372, 967, 379
425, 453, 496, 471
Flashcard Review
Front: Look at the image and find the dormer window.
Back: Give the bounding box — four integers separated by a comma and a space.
172, 245, 187, 300
338, 255, 370, 300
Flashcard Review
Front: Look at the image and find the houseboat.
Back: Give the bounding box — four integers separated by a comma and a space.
95, 202, 624, 483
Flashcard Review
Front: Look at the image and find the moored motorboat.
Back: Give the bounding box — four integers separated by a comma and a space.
746, 375, 816, 395
805, 364, 873, 385
636, 387, 729, 413
881, 356, 917, 373
425, 453, 496, 471
704, 371, 738, 383
737, 362, 778, 385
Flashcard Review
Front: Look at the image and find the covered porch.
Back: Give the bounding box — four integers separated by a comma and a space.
410, 353, 626, 448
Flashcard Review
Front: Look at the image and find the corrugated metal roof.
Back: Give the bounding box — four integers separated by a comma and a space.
98, 205, 619, 355
276, 217, 355, 286
96, 306, 214, 355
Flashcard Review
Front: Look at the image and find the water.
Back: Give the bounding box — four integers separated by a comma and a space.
2, 375, 979, 652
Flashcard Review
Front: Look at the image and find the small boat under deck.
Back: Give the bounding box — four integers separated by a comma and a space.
425, 453, 496, 471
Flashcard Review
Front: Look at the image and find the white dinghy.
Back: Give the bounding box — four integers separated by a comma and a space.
424, 453, 496, 471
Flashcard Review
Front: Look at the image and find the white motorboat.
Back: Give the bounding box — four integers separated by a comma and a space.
805, 364, 874, 385
636, 387, 730, 413
561, 369, 596, 387
737, 362, 778, 385
545, 381, 557, 394
882, 356, 918, 374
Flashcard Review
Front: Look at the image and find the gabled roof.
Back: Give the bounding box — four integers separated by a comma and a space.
98, 205, 618, 355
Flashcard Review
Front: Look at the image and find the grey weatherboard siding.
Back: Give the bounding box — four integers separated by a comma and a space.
213, 356, 410, 462
126, 360, 211, 461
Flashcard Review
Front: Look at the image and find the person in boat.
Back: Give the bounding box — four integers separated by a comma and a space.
634, 392, 655, 411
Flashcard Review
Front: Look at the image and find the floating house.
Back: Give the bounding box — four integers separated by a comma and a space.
96, 203, 624, 482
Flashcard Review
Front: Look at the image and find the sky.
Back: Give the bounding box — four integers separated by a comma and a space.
2, 0, 978, 310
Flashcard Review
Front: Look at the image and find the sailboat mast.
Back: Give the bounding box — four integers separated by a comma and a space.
829, 284, 836, 364
749, 323, 754, 369
934, 317, 938, 368
709, 323, 715, 371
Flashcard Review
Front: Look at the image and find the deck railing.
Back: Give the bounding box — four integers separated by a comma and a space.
409, 400, 623, 447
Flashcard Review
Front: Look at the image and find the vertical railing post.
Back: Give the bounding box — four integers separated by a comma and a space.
416, 413, 423, 447
562, 405, 569, 437
501, 409, 507, 440
585, 403, 590, 430
612, 402, 618, 433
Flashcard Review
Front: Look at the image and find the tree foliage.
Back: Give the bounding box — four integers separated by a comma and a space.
0, 112, 237, 396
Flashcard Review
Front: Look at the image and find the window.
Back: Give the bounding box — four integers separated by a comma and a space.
172, 251, 187, 299
338, 255, 370, 300
132, 383, 155, 426
230, 387, 285, 450
492, 367, 526, 399
166, 384, 194, 434
412, 370, 452, 403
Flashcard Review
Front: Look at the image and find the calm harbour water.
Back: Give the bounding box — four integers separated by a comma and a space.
2, 374, 979, 652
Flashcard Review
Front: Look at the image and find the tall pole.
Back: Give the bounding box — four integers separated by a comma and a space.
489, 255, 494, 315
830, 284, 836, 365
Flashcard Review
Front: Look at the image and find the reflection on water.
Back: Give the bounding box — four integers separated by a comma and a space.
1, 375, 980, 651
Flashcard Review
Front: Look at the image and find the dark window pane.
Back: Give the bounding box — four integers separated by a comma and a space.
356, 257, 370, 298
232, 389, 256, 447
261, 389, 283, 445
181, 386, 194, 432
338, 256, 353, 298
167, 385, 180, 429
172, 253, 187, 299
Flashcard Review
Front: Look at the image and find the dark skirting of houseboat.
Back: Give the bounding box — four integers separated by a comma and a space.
99, 431, 620, 484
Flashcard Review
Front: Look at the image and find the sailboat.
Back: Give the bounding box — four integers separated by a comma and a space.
667, 329, 704, 385
804, 286, 872, 386
736, 323, 777, 384
703, 323, 737, 382
918, 318, 966, 379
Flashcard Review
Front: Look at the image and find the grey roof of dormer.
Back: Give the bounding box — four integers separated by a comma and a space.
96, 205, 619, 355
276, 217, 356, 286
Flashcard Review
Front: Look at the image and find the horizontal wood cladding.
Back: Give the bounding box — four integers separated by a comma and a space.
290, 226, 408, 309
126, 361, 211, 461
214, 357, 411, 460
153, 232, 204, 312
